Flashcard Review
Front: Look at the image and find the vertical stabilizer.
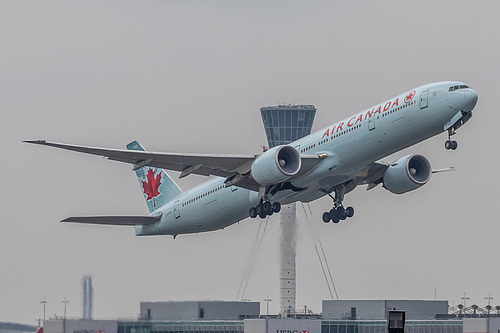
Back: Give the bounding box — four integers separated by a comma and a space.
127, 141, 182, 213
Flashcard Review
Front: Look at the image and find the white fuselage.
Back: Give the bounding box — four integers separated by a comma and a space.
136, 81, 477, 236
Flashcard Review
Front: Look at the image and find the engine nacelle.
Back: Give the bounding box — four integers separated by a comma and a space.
251, 145, 301, 185
383, 154, 432, 194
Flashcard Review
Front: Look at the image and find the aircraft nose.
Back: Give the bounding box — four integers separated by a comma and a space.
463, 88, 478, 112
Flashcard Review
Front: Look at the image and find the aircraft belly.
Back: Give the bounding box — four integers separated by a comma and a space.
276, 186, 328, 204
217, 187, 257, 226
177, 186, 255, 235
293, 189, 329, 203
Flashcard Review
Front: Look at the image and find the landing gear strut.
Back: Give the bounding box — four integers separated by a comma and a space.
322, 184, 354, 223
445, 128, 458, 150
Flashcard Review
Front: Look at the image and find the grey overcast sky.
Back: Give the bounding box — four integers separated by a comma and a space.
1, 0, 499, 325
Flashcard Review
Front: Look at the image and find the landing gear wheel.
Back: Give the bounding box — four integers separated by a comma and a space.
332, 216, 340, 224
451, 140, 458, 150
328, 209, 336, 221
262, 202, 273, 215
445, 140, 452, 150
345, 206, 354, 218
272, 202, 281, 213
255, 203, 263, 216
335, 205, 345, 217
258, 212, 267, 219
322, 212, 331, 223
249, 207, 257, 219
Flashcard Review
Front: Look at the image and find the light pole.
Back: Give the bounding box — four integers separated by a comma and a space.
62, 298, 69, 333
263, 296, 272, 317
62, 297, 69, 318
461, 292, 470, 312
485, 294, 494, 333
485, 294, 494, 312
40, 298, 47, 321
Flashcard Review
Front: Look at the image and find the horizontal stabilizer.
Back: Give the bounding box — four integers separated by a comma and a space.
61, 215, 161, 226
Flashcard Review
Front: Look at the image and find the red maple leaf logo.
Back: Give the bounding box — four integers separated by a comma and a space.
142, 168, 162, 207
404, 90, 416, 103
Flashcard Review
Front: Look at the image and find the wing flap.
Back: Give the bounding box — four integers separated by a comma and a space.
355, 161, 388, 184
61, 215, 161, 226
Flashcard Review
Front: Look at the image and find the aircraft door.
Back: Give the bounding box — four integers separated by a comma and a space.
420, 90, 429, 109
174, 200, 180, 219
368, 116, 375, 130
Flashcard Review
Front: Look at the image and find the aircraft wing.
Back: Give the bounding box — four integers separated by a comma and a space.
23, 140, 326, 190
61, 215, 162, 225
354, 162, 456, 190
24, 140, 256, 178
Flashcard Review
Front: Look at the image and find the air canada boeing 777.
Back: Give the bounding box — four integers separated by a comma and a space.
25, 81, 478, 238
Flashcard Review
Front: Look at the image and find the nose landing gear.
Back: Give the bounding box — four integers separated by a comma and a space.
445, 128, 458, 150
322, 184, 354, 223
445, 140, 458, 150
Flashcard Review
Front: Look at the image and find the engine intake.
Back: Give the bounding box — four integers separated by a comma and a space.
251, 145, 301, 185
383, 154, 432, 194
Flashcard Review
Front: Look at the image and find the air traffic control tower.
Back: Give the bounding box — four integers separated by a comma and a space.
260, 105, 316, 149
260, 104, 316, 317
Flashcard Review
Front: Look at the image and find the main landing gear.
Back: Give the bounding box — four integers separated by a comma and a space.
249, 199, 281, 219
249, 185, 282, 219
445, 128, 458, 150
322, 184, 354, 223
322, 205, 354, 223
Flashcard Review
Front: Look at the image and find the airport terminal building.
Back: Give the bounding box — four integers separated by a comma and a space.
42, 300, 471, 333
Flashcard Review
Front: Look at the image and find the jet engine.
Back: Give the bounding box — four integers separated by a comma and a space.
383, 154, 432, 194
251, 145, 301, 185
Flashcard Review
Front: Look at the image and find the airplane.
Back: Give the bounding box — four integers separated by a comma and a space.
24, 81, 478, 238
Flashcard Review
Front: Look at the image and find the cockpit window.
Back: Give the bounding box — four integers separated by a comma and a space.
449, 85, 469, 92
